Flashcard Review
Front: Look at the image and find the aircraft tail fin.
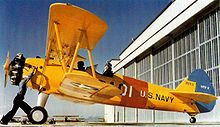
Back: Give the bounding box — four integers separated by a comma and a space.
173, 69, 217, 113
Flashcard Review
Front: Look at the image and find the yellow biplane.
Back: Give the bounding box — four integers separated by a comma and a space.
3, 3, 217, 124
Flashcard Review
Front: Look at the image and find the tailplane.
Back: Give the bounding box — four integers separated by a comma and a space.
172, 69, 217, 113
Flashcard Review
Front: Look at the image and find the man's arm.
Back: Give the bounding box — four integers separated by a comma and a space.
18, 68, 37, 97
22, 71, 34, 85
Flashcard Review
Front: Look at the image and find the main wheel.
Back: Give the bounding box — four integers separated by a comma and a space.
189, 117, 196, 123
28, 106, 48, 124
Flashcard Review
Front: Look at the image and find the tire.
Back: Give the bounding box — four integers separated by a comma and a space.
28, 106, 48, 124
189, 117, 196, 123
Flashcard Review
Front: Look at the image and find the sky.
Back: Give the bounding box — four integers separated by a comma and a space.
0, 0, 170, 118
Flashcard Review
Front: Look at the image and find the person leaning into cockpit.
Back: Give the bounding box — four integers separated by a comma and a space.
103, 62, 113, 77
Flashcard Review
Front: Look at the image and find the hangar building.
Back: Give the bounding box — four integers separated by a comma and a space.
105, 0, 220, 123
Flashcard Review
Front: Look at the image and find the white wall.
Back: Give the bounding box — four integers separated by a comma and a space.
105, 98, 220, 123
104, 105, 115, 123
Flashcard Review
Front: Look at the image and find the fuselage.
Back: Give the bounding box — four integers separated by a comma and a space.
23, 58, 199, 115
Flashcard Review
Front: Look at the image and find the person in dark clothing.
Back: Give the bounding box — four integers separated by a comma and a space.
0, 68, 37, 125
77, 61, 85, 71
103, 62, 113, 77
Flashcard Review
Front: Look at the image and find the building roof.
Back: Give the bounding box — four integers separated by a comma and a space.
119, 1, 173, 56
113, 0, 216, 72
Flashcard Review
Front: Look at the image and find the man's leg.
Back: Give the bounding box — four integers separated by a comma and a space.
1, 104, 19, 124
19, 101, 32, 114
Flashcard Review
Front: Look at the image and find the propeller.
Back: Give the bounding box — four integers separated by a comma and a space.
3, 51, 10, 88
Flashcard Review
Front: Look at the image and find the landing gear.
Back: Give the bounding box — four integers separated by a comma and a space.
48, 118, 56, 124
28, 106, 48, 124
189, 116, 196, 123
27, 92, 49, 124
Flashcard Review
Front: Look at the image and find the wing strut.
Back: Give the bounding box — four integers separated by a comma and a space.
54, 22, 67, 72
68, 30, 84, 73
85, 31, 96, 78
68, 42, 80, 73
68, 29, 97, 79
87, 49, 96, 78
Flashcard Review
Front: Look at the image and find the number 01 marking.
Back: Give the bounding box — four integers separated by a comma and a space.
121, 84, 133, 97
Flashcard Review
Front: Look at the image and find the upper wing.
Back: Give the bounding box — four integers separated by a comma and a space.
170, 91, 217, 104
45, 3, 108, 66
58, 71, 121, 102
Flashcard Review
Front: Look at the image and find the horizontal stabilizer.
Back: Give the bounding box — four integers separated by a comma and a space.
170, 91, 217, 104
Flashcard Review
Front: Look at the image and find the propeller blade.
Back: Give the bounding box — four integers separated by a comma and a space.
4, 73, 9, 88
3, 51, 10, 88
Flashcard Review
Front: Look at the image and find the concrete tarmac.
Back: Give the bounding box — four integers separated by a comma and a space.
1, 122, 220, 126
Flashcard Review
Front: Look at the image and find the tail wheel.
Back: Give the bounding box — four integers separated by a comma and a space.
48, 118, 56, 124
189, 117, 196, 123
28, 106, 48, 124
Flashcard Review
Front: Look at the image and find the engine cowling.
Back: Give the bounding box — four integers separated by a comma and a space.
9, 53, 26, 86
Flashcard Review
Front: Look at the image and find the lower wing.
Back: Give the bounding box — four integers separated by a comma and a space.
58, 72, 121, 103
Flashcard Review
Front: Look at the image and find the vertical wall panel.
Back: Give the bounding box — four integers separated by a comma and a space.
115, 106, 124, 122
124, 63, 136, 122
199, 9, 220, 96
125, 107, 136, 122
137, 55, 153, 122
